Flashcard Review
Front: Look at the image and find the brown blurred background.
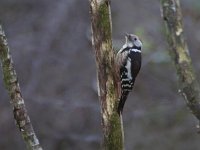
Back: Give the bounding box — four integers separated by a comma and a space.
0, 0, 200, 149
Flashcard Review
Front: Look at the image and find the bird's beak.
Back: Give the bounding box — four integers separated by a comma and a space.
125, 33, 132, 41
124, 33, 129, 43
125, 33, 129, 38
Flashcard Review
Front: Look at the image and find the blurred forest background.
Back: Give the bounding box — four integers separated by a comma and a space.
0, 0, 200, 150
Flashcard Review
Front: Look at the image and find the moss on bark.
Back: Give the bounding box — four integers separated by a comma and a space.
161, 0, 200, 121
89, 0, 124, 149
0, 24, 43, 150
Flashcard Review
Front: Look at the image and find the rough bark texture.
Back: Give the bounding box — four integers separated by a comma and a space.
89, 0, 124, 149
161, 0, 200, 121
0, 25, 43, 150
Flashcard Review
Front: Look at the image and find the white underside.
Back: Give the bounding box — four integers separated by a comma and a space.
130, 48, 141, 53
125, 58, 132, 80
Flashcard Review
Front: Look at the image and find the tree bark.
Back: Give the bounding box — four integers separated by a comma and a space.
89, 0, 124, 149
161, 0, 200, 121
0, 24, 43, 150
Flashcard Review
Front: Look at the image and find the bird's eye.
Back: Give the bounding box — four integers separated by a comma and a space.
134, 38, 137, 41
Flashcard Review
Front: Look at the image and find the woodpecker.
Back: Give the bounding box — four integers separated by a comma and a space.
116, 33, 142, 114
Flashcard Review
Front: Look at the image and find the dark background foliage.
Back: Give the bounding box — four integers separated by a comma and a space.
0, 0, 200, 149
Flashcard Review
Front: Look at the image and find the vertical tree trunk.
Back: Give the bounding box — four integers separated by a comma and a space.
89, 0, 124, 149
0, 25, 43, 150
161, 0, 200, 121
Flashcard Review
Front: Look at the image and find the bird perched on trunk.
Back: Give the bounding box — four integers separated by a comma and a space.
116, 33, 142, 115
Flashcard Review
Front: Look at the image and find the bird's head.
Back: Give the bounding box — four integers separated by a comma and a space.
125, 33, 142, 49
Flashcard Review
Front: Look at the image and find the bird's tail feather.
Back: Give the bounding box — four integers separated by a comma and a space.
117, 91, 129, 115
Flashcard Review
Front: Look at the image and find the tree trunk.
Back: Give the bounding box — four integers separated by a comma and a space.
89, 0, 124, 149
0, 24, 43, 150
161, 0, 200, 121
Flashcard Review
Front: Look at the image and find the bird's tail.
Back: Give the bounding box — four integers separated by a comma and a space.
117, 91, 129, 115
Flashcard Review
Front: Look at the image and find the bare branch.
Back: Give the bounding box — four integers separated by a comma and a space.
0, 24, 43, 150
161, 0, 200, 121
89, 0, 124, 149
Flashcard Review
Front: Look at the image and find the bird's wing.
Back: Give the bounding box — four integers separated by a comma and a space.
115, 48, 129, 102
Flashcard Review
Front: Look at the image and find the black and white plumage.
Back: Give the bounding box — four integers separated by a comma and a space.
116, 34, 142, 114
